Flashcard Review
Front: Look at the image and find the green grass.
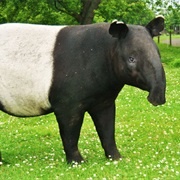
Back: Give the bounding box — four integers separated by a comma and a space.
0, 45, 180, 179
154, 35, 180, 68
157, 43, 180, 68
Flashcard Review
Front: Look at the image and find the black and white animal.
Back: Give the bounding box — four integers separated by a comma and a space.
0, 16, 166, 164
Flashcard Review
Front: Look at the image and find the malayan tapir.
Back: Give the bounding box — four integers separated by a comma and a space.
0, 16, 166, 164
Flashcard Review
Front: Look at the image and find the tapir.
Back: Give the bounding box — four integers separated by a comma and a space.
0, 16, 166, 164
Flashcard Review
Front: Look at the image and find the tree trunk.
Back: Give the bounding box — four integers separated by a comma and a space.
80, 0, 101, 24
54, 0, 101, 25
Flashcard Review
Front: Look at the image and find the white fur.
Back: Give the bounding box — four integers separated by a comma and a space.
0, 23, 66, 116
156, 15, 164, 19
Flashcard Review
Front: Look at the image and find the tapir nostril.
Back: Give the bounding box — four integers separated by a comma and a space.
147, 89, 166, 106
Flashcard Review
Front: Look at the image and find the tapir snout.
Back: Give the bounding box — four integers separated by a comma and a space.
148, 85, 166, 106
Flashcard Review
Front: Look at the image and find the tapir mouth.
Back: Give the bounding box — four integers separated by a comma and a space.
147, 87, 166, 106
147, 95, 161, 106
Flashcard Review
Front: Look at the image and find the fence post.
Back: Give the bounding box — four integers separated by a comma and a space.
169, 25, 172, 46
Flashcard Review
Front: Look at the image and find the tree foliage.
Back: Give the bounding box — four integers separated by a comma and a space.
0, 0, 67, 24
95, 0, 154, 25
0, 0, 179, 28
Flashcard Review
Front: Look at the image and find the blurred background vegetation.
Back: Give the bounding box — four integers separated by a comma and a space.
0, 0, 179, 34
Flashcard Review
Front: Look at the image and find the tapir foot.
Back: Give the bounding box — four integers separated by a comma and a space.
106, 154, 122, 161
105, 149, 122, 161
66, 151, 84, 164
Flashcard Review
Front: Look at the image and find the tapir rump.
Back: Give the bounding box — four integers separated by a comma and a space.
0, 16, 166, 163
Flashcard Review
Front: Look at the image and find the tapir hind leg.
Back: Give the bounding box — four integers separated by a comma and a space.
54, 109, 85, 164
89, 102, 121, 160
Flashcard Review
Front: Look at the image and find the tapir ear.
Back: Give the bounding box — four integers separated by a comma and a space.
109, 20, 129, 39
146, 15, 165, 37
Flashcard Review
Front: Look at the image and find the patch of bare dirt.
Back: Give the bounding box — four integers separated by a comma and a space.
162, 39, 180, 47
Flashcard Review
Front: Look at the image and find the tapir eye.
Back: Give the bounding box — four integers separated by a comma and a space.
128, 56, 136, 63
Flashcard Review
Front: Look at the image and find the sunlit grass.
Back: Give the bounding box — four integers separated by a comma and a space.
155, 36, 180, 68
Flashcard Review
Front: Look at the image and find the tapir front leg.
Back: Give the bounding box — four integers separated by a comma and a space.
89, 102, 121, 160
54, 109, 85, 164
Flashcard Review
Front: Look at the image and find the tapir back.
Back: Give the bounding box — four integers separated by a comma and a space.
0, 23, 63, 116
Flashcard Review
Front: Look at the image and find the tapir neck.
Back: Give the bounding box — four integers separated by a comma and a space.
107, 40, 126, 87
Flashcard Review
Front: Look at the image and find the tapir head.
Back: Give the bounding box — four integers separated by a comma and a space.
109, 16, 166, 106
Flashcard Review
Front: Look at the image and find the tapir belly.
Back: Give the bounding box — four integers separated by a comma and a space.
0, 62, 52, 116
0, 23, 65, 117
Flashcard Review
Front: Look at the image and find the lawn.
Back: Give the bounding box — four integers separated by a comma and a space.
0, 43, 179, 179
158, 43, 180, 68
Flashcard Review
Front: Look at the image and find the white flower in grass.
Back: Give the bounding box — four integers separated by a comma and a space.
113, 161, 118, 165
105, 162, 111, 166
15, 163, 20, 167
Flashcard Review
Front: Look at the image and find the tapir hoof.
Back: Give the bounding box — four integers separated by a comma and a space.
67, 158, 85, 165
66, 151, 85, 164
106, 151, 122, 161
